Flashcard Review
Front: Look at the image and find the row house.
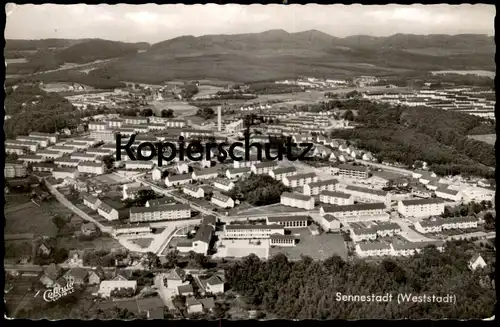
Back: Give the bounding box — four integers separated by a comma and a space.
414, 217, 478, 234
125, 160, 155, 170
97, 202, 120, 221
337, 164, 369, 179
52, 168, 79, 180
183, 184, 205, 199
343, 185, 391, 208
320, 203, 389, 223
78, 162, 105, 175
17, 136, 49, 148
269, 166, 297, 182
130, 204, 191, 222
251, 161, 279, 175
37, 149, 63, 160
211, 192, 235, 208
6, 140, 39, 152
32, 162, 57, 173
18, 155, 44, 164
355, 241, 445, 258
319, 190, 354, 205
165, 174, 192, 187
226, 167, 251, 179
266, 216, 308, 228
213, 178, 235, 192
222, 224, 284, 239
146, 197, 176, 207
192, 167, 219, 180
29, 132, 57, 144
303, 179, 338, 196
397, 198, 445, 218
283, 172, 318, 188
280, 192, 315, 210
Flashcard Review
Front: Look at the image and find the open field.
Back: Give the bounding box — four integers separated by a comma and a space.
4, 276, 39, 318
90, 173, 128, 185
270, 228, 348, 261
5, 200, 73, 237
57, 235, 124, 251
149, 100, 199, 117
238, 203, 307, 215
431, 70, 495, 78
468, 134, 496, 145
193, 85, 225, 99
129, 238, 155, 249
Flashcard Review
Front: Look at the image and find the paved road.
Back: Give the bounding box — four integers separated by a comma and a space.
354, 159, 413, 176
390, 214, 437, 242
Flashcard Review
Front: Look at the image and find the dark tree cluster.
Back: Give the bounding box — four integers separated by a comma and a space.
230, 175, 291, 206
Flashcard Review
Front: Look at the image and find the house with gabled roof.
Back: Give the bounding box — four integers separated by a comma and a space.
165, 267, 186, 288
64, 267, 88, 286
40, 263, 63, 288
211, 191, 235, 208
468, 253, 487, 271
186, 297, 203, 314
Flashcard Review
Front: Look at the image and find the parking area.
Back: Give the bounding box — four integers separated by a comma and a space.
270, 228, 348, 260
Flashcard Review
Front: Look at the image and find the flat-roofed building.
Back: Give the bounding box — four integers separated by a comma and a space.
270, 234, 296, 247
303, 179, 339, 196
130, 204, 191, 222
320, 203, 388, 222
280, 192, 315, 210
222, 224, 285, 239
397, 198, 445, 218
266, 216, 308, 228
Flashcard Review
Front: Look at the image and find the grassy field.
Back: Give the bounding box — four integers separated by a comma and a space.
468, 134, 496, 145
129, 238, 155, 249
269, 228, 348, 261
57, 235, 124, 251
238, 203, 307, 215
4, 200, 73, 237
149, 100, 199, 117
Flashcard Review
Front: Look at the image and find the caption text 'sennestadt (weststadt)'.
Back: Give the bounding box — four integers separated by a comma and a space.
115, 134, 314, 166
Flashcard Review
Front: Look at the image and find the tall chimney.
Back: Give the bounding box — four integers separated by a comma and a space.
217, 106, 222, 132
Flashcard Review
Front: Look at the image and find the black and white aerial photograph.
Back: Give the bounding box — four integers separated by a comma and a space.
3, 3, 496, 320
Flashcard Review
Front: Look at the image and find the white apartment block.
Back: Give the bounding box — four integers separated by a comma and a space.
192, 168, 219, 180
97, 202, 119, 221
251, 161, 279, 175
88, 122, 109, 131
6, 145, 27, 155
176, 163, 190, 174
269, 166, 298, 182
183, 184, 205, 199
213, 178, 235, 192
17, 136, 49, 148
233, 159, 260, 169
71, 153, 97, 162
166, 119, 186, 128
18, 155, 44, 163
414, 217, 478, 234
78, 162, 105, 175
130, 204, 191, 222
38, 150, 63, 159
320, 203, 389, 223
226, 167, 251, 179
303, 179, 339, 196
6, 140, 39, 152
52, 168, 79, 180
125, 160, 155, 170
51, 146, 76, 154
337, 164, 369, 179
320, 215, 341, 232
435, 187, 463, 202
283, 173, 318, 188
123, 116, 149, 125
355, 241, 445, 258
319, 190, 354, 205
343, 185, 391, 208
222, 224, 285, 239
280, 192, 315, 210
4, 163, 27, 178
397, 198, 445, 218
30, 132, 57, 144
55, 158, 80, 167
211, 192, 235, 208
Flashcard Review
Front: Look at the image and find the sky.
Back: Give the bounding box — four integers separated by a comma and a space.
5, 4, 495, 44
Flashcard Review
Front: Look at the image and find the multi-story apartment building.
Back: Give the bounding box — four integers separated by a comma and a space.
280, 192, 315, 210
337, 164, 369, 179
52, 167, 79, 180
165, 174, 192, 187
5, 140, 39, 152
32, 163, 57, 173
343, 185, 391, 208
125, 161, 155, 170
221, 224, 285, 239
78, 162, 105, 175
37, 149, 63, 160
303, 179, 339, 196
320, 203, 389, 222
90, 130, 117, 142
129, 204, 191, 222
414, 217, 478, 234
123, 116, 149, 125
50, 146, 76, 154
83, 194, 102, 211
29, 132, 57, 144
319, 190, 354, 205
71, 153, 97, 162
6, 145, 27, 156
251, 161, 279, 175
283, 173, 318, 188
266, 216, 308, 228
5, 163, 27, 178
397, 198, 445, 218
97, 202, 120, 221
212, 178, 235, 192
269, 167, 298, 182
192, 167, 219, 180
183, 184, 205, 199
18, 155, 45, 164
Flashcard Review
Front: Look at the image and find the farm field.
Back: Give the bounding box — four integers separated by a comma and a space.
468, 134, 496, 145
4, 200, 73, 237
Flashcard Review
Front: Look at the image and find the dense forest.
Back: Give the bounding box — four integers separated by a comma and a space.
226, 241, 495, 319
4, 84, 84, 139
329, 99, 495, 178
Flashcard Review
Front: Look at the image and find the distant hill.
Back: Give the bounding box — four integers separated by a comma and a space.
54, 39, 149, 63
89, 30, 494, 83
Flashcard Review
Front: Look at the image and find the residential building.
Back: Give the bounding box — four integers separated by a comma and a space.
435, 187, 463, 202
78, 162, 105, 175
125, 161, 155, 170
39, 263, 63, 288
176, 162, 190, 174
52, 168, 79, 180
320, 215, 341, 232
397, 198, 445, 218
391, 241, 444, 257
165, 174, 192, 187
165, 267, 186, 288
213, 178, 235, 192
98, 202, 120, 221
222, 224, 285, 239
83, 194, 102, 211
337, 164, 369, 179
30, 132, 58, 144
320, 203, 389, 222
192, 167, 219, 180
468, 254, 487, 271
129, 204, 191, 222
204, 275, 224, 294
37, 149, 63, 159
152, 166, 169, 181
283, 172, 318, 188
88, 269, 105, 285
97, 280, 137, 298
251, 161, 279, 175
303, 179, 339, 196
183, 184, 205, 198
370, 171, 409, 188
32, 162, 57, 172
4, 163, 27, 178
211, 192, 235, 208
146, 197, 176, 207
414, 217, 478, 234
63, 268, 88, 286
226, 167, 251, 179
266, 216, 308, 228
54, 157, 80, 167
355, 242, 393, 257
81, 222, 97, 236
343, 185, 391, 207
178, 284, 194, 297
192, 224, 214, 255
319, 190, 354, 205
6, 145, 27, 156
18, 155, 44, 164
280, 192, 315, 210
112, 224, 152, 237
186, 297, 203, 314
234, 159, 260, 169
269, 166, 298, 182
